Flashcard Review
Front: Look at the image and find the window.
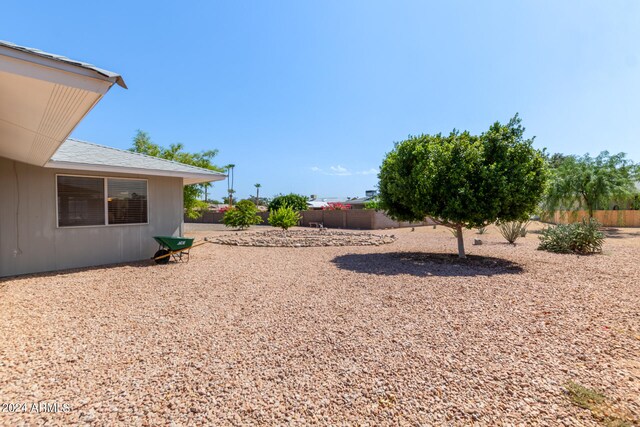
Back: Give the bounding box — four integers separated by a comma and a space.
57, 176, 105, 227
107, 178, 148, 224
57, 175, 148, 227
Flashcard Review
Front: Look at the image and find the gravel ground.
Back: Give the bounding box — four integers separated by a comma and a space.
0, 222, 638, 426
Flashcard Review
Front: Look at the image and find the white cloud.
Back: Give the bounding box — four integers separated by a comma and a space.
311, 165, 378, 177
329, 165, 351, 176
356, 168, 378, 175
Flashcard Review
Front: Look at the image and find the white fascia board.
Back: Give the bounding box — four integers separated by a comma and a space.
45, 160, 227, 185
0, 49, 114, 94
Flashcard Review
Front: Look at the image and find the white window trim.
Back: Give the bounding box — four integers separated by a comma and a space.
55, 173, 150, 229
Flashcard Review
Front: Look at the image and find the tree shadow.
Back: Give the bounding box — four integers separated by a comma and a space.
332, 252, 524, 277
602, 227, 640, 239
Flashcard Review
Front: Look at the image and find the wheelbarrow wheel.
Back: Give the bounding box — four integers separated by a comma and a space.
154, 249, 170, 264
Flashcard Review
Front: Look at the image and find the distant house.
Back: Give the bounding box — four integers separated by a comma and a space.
307, 200, 330, 210
0, 41, 224, 277
307, 191, 377, 210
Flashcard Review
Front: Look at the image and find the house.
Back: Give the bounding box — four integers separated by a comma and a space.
307, 190, 378, 210
0, 41, 225, 277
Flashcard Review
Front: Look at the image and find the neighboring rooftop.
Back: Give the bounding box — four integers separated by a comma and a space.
47, 139, 226, 185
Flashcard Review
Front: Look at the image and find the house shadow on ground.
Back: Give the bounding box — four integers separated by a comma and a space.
0, 259, 158, 284
331, 252, 524, 278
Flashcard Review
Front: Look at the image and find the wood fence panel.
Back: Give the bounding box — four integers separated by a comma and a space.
544, 210, 640, 227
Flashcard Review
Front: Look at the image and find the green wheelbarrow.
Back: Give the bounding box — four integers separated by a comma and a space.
152, 236, 198, 264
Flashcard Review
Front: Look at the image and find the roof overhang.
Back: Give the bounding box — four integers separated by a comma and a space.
45, 160, 227, 185
0, 42, 125, 166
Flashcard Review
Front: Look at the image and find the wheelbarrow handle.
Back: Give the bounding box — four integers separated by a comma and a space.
152, 240, 210, 261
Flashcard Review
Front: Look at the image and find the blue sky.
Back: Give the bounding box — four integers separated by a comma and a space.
3, 1, 639, 200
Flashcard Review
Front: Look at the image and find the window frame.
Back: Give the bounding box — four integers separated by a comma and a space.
55, 173, 150, 228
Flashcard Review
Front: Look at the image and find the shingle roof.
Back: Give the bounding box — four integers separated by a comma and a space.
0, 40, 127, 88
47, 139, 226, 185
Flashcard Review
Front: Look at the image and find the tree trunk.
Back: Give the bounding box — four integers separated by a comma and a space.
456, 225, 466, 258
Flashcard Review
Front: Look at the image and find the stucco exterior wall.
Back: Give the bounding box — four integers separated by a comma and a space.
0, 157, 184, 277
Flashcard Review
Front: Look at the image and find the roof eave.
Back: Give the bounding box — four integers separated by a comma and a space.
0, 41, 127, 89
45, 160, 227, 185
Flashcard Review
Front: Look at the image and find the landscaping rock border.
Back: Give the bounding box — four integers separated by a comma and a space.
206, 229, 397, 247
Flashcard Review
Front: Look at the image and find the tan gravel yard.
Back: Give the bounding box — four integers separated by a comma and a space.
1, 223, 639, 426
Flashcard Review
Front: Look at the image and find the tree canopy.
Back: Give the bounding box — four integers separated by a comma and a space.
130, 130, 224, 218
378, 114, 547, 257
543, 151, 638, 217
268, 193, 309, 212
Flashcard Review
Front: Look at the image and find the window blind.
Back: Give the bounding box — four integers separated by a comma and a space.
107, 179, 148, 224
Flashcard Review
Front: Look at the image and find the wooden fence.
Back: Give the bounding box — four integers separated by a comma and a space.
542, 210, 640, 227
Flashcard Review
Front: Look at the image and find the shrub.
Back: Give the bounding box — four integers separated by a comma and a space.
497, 220, 528, 244
222, 200, 263, 230
364, 197, 382, 211
476, 226, 487, 234
268, 194, 308, 212
323, 202, 351, 210
538, 218, 604, 254
268, 206, 301, 231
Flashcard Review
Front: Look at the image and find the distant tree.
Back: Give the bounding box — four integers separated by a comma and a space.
545, 152, 569, 169
378, 114, 547, 258
268, 193, 309, 212
222, 199, 263, 230
364, 196, 382, 211
544, 151, 638, 217
254, 183, 262, 205
130, 130, 223, 219
225, 164, 236, 207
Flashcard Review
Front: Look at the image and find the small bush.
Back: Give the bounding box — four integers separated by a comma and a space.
476, 226, 487, 234
364, 197, 382, 211
268, 194, 308, 212
268, 206, 301, 231
222, 200, 263, 230
323, 202, 351, 210
497, 220, 528, 244
538, 218, 604, 254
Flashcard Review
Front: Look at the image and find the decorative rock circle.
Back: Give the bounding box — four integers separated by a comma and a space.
207, 229, 396, 247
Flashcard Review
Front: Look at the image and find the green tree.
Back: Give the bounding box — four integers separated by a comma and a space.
268, 193, 309, 212
364, 196, 382, 210
543, 151, 638, 217
130, 130, 224, 219
378, 114, 547, 258
222, 200, 263, 230
268, 206, 301, 232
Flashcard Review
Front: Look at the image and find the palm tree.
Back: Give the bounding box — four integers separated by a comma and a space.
225, 164, 235, 206
254, 183, 261, 205
227, 189, 236, 207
